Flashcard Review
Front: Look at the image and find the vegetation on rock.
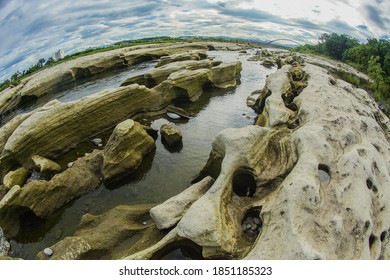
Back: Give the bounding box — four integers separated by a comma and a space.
293, 33, 390, 111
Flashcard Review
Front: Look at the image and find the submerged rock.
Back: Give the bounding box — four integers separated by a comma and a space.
160, 124, 183, 147
36, 204, 160, 260
101, 119, 155, 181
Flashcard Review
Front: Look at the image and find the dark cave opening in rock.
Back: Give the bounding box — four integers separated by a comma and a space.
232, 172, 257, 197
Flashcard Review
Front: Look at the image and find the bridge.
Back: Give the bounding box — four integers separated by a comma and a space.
266, 39, 302, 46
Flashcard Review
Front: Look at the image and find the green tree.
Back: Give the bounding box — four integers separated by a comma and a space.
368, 56, 386, 98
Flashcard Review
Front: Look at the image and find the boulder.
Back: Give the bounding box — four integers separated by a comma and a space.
208, 62, 242, 89
36, 204, 160, 260
31, 155, 61, 174
3, 168, 30, 190
0, 150, 103, 238
150, 176, 215, 229
101, 120, 155, 181
160, 124, 183, 147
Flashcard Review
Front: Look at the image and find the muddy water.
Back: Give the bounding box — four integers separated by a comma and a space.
9, 50, 276, 259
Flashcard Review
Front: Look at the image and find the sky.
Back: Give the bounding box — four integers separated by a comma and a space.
0, 0, 389, 83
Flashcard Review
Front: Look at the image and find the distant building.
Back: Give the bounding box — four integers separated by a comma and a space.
54, 49, 65, 60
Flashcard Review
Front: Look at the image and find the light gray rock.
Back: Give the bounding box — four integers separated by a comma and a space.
150, 176, 215, 229
154, 60, 390, 260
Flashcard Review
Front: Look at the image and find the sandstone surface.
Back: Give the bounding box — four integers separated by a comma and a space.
102, 119, 155, 181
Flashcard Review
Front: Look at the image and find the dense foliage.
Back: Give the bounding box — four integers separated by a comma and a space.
294, 33, 390, 109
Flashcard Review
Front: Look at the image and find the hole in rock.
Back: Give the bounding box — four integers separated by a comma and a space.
242, 207, 262, 240
369, 234, 378, 249
380, 231, 387, 242
151, 239, 203, 260
318, 164, 330, 186
366, 179, 378, 193
233, 172, 257, 197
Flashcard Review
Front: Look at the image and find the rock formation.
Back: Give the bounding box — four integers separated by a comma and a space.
0, 58, 241, 177
160, 124, 183, 147
101, 119, 155, 181
125, 52, 390, 260
36, 204, 160, 260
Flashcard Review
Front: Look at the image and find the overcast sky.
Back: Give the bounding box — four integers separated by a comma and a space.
0, 0, 389, 82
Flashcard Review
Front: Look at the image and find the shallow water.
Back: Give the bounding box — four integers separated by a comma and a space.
9, 49, 276, 259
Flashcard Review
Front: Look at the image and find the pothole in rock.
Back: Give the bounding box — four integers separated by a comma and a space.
151, 239, 204, 260
233, 172, 256, 197
242, 207, 262, 240
318, 164, 330, 186
366, 178, 378, 193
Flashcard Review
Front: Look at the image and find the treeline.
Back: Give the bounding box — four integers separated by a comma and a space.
0, 57, 57, 92
293, 33, 390, 108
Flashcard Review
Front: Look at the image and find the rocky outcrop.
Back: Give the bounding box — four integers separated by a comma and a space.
0, 43, 212, 116
0, 60, 242, 176
0, 150, 102, 238
0, 84, 158, 175
156, 51, 207, 67
3, 167, 30, 190
101, 119, 155, 181
160, 124, 183, 147
124, 58, 390, 260
36, 204, 160, 260
120, 59, 219, 87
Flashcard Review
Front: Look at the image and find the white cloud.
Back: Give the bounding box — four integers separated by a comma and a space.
0, 0, 388, 82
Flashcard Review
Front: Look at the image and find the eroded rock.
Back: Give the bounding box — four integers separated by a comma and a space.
127, 59, 390, 260
31, 155, 61, 174
160, 124, 183, 147
0, 150, 103, 238
102, 119, 155, 181
36, 204, 160, 260
3, 168, 30, 190
150, 176, 215, 230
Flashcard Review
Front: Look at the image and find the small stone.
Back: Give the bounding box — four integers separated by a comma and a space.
91, 138, 103, 146
251, 223, 258, 231
142, 221, 147, 225
98, 144, 103, 147
253, 218, 261, 225
67, 162, 74, 168
43, 248, 53, 256
167, 112, 181, 120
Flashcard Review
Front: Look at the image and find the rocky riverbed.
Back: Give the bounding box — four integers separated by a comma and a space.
0, 42, 389, 260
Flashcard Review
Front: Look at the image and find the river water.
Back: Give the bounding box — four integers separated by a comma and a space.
9, 49, 276, 259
